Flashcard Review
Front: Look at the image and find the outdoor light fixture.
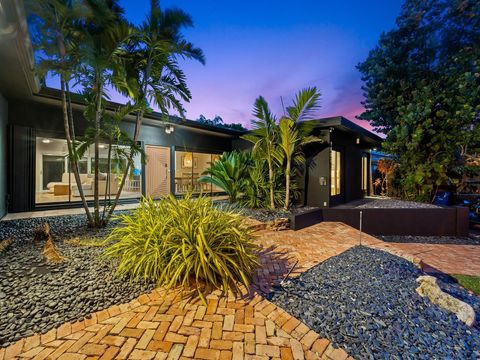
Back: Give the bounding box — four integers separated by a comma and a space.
165, 125, 174, 134
99, 144, 105, 149
356, 138, 360, 144
42, 138, 51, 144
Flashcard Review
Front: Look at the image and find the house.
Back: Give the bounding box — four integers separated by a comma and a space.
301, 117, 382, 208
0, 0, 381, 218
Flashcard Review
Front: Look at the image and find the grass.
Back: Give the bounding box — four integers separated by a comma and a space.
453, 274, 480, 295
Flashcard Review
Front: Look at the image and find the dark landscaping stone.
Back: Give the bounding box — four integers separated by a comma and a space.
0, 213, 155, 347
269, 246, 480, 359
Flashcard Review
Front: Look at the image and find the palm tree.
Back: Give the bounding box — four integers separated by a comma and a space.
242, 97, 278, 209
28, 0, 94, 225
105, 0, 205, 221
277, 87, 322, 209
77, 0, 132, 226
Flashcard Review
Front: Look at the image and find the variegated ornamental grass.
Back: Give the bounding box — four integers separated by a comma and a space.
104, 194, 259, 301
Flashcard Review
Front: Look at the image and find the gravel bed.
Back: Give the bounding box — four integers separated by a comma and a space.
269, 246, 480, 359
214, 202, 317, 223
379, 235, 480, 246
0, 214, 155, 348
356, 199, 440, 209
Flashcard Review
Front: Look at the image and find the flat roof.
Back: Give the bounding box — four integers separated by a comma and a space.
306, 116, 383, 146
35, 87, 247, 137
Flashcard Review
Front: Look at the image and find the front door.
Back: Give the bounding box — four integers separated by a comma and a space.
145, 145, 170, 198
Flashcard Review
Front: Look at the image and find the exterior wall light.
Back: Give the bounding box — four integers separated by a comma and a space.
165, 125, 174, 134
42, 138, 51, 144
356, 138, 360, 144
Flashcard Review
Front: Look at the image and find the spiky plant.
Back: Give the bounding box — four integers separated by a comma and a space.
199, 151, 251, 202
104, 194, 258, 301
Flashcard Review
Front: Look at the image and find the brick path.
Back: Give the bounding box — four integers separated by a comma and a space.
0, 289, 350, 360
380, 242, 480, 276
2, 221, 479, 359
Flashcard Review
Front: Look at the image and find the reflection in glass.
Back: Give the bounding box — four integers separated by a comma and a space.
361, 155, 368, 193
330, 150, 341, 196
174, 151, 222, 195
35, 137, 142, 204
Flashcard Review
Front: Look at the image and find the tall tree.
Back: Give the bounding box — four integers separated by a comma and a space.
276, 87, 322, 209
77, 0, 131, 226
106, 0, 204, 220
358, 0, 480, 200
28, 0, 94, 225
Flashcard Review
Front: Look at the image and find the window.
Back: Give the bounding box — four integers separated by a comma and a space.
330, 149, 341, 196
361, 155, 368, 193
174, 151, 222, 195
35, 137, 142, 204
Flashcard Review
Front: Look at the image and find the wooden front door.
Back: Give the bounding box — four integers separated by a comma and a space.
145, 145, 171, 198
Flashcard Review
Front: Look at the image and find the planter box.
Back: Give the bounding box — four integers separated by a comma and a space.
290, 206, 469, 236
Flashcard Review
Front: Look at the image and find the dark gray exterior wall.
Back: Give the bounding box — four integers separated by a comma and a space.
330, 130, 371, 205
304, 130, 330, 208
0, 93, 7, 218
7, 98, 236, 213
304, 128, 372, 208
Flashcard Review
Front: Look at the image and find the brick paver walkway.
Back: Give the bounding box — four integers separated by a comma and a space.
3, 221, 479, 359
381, 242, 480, 276
0, 289, 349, 360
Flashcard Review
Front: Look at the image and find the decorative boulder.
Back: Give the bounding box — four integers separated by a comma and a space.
416, 275, 476, 327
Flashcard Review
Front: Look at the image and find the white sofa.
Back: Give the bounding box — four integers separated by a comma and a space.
47, 173, 119, 197
46, 173, 89, 192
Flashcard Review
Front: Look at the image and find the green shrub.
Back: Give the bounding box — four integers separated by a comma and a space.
104, 194, 258, 301
198, 151, 251, 202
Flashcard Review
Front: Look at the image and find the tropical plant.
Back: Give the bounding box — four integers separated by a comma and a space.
376, 158, 399, 196
30, 0, 204, 227
240, 157, 268, 208
28, 0, 94, 225
199, 151, 251, 202
242, 97, 278, 209
76, 102, 145, 218
276, 87, 322, 209
107, 0, 205, 221
104, 194, 258, 302
75, 0, 133, 226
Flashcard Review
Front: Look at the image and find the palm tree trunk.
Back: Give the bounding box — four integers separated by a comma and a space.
102, 142, 112, 220
106, 55, 152, 221
93, 78, 102, 226
105, 109, 144, 221
284, 158, 291, 210
267, 157, 275, 210
61, 77, 94, 226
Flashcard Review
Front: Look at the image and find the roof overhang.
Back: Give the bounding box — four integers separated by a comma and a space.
32, 87, 245, 138
0, 0, 40, 99
307, 116, 383, 147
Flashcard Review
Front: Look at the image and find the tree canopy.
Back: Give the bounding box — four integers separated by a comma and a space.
358, 0, 480, 200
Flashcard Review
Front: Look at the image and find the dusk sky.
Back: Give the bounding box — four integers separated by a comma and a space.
48, 1, 405, 130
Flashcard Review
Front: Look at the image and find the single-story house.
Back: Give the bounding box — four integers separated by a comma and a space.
0, 0, 381, 218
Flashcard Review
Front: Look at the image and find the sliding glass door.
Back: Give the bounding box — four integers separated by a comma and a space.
35, 136, 142, 205
174, 150, 222, 195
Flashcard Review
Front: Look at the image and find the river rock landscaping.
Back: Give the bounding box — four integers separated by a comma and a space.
269, 246, 480, 359
0, 214, 155, 348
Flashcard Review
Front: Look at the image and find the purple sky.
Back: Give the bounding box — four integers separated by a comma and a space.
47, 1, 404, 130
